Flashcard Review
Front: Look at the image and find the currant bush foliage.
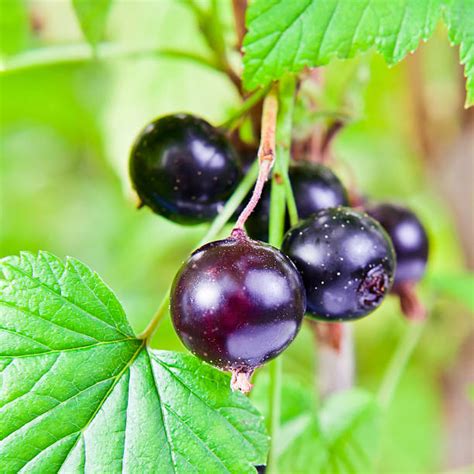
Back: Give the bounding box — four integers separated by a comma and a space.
443, 0, 474, 105
252, 378, 379, 473
242, 0, 474, 105
0, 252, 268, 473
72, 0, 114, 47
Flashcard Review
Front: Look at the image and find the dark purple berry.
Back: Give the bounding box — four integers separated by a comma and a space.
130, 114, 241, 224
246, 161, 349, 241
367, 203, 428, 285
170, 230, 306, 380
282, 207, 395, 321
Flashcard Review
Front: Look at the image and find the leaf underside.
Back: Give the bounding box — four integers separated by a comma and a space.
242, 0, 473, 106
0, 252, 268, 473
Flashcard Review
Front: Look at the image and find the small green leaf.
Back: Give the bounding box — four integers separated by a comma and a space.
319, 389, 379, 473
443, 0, 474, 106
0, 252, 268, 473
72, 0, 114, 47
253, 377, 379, 473
242, 0, 443, 90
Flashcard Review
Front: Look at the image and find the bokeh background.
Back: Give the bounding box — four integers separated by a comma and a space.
1, 1, 473, 473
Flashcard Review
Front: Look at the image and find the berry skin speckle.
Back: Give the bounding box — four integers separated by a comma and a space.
170, 232, 306, 390
282, 207, 396, 321
130, 114, 241, 224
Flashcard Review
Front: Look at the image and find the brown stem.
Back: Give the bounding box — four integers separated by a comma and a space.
314, 321, 344, 352
320, 120, 345, 163
232, 0, 247, 52
310, 321, 355, 399
234, 89, 279, 231
394, 282, 427, 321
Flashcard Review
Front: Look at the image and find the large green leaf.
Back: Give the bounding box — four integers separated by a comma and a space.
243, 0, 474, 102
72, 0, 114, 48
443, 0, 474, 106
242, 0, 443, 90
0, 252, 268, 473
244, 0, 442, 89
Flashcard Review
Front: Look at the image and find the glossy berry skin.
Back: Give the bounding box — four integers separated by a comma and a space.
170, 231, 306, 371
282, 207, 395, 321
246, 161, 349, 241
130, 114, 241, 224
367, 203, 428, 285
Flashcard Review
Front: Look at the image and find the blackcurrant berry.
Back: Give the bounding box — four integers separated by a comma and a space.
246, 161, 349, 241
367, 203, 428, 285
130, 114, 241, 224
170, 230, 306, 389
282, 207, 395, 321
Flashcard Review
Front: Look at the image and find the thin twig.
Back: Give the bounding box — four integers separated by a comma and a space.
234, 88, 279, 231
0, 43, 220, 75
138, 160, 259, 343
220, 84, 271, 131
232, 0, 247, 52
138, 292, 170, 341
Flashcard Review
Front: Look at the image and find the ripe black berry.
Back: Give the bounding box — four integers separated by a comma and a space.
246, 161, 349, 241
282, 207, 395, 321
170, 230, 306, 390
367, 203, 428, 285
130, 114, 241, 224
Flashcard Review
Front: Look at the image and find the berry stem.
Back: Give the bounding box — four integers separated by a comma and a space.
395, 282, 427, 320
234, 160, 272, 231
138, 160, 259, 342
266, 75, 297, 474
312, 322, 355, 399
220, 85, 271, 131
234, 87, 279, 232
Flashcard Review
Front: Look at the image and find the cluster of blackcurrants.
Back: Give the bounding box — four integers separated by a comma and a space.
130, 114, 429, 391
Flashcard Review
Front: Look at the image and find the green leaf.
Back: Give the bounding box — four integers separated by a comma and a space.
72, 0, 114, 47
0, 252, 268, 473
0, 0, 30, 58
443, 0, 474, 106
252, 377, 379, 473
319, 389, 379, 473
251, 375, 325, 473
242, 0, 443, 90
428, 272, 474, 312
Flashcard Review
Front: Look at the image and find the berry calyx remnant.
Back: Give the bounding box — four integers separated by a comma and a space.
282, 207, 396, 321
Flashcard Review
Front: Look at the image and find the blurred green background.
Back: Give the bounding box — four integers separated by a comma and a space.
1, 1, 473, 473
